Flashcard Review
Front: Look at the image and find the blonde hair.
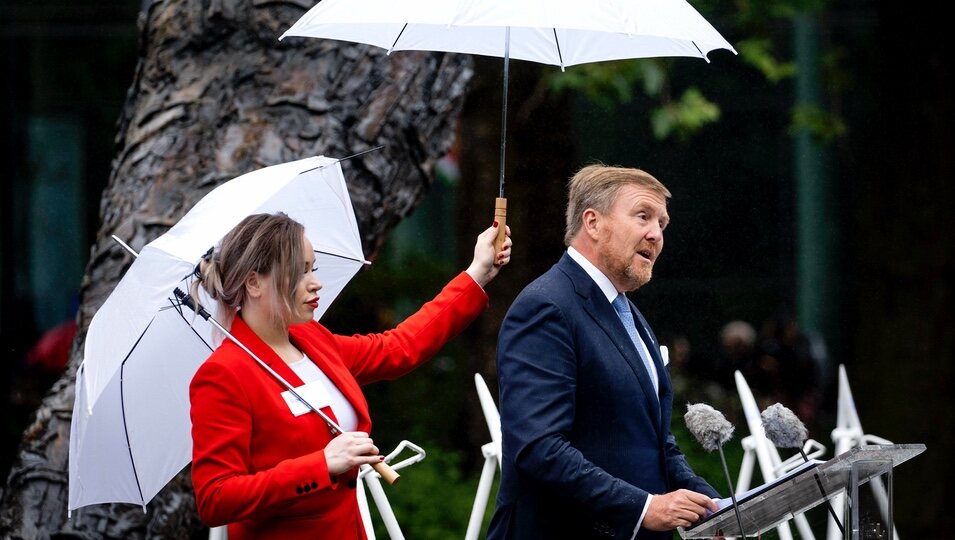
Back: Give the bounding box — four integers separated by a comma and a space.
192, 213, 306, 329
564, 164, 671, 246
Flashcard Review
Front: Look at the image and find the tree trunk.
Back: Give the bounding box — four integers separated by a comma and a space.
0, 0, 471, 537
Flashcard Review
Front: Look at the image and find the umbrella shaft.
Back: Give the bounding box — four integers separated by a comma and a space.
499, 26, 510, 199
205, 315, 344, 434
110, 239, 343, 436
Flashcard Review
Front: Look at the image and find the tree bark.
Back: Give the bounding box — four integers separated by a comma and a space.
0, 0, 471, 537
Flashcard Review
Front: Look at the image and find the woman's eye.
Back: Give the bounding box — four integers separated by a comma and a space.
310, 266, 318, 273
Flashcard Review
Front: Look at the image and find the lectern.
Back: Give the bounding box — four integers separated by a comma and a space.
681, 444, 925, 539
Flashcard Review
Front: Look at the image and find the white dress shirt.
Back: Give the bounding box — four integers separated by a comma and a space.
567, 247, 656, 538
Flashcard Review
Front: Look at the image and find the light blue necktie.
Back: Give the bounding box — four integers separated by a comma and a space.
612, 293, 658, 397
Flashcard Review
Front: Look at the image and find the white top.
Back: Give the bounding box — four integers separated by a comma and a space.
288, 356, 359, 432
567, 247, 653, 538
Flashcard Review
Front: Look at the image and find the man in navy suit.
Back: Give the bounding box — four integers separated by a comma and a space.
488, 165, 719, 539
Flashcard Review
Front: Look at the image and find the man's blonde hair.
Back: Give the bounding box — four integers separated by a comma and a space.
564, 164, 671, 246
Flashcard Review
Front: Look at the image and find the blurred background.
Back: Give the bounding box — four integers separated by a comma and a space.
1, 0, 951, 537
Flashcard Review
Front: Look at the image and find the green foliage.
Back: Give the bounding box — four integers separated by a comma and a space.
650, 88, 722, 140
789, 103, 847, 142
821, 47, 851, 93
737, 38, 797, 83
546, 59, 666, 109
543, 0, 849, 145
548, 60, 725, 140
366, 442, 497, 539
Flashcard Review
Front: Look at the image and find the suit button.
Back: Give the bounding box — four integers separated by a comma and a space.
295, 486, 303, 494
311, 481, 318, 489
303, 484, 311, 493
348, 479, 357, 489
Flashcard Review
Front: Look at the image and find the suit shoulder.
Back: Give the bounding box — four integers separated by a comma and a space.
512, 265, 576, 308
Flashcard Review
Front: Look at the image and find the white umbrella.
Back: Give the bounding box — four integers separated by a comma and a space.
280, 0, 737, 248
281, 0, 735, 68
69, 156, 369, 513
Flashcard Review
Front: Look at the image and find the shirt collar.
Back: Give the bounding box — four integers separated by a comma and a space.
567, 247, 619, 304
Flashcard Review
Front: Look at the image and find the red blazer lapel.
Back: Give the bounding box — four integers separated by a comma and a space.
290, 322, 372, 433
228, 316, 370, 433
231, 316, 349, 435
229, 315, 306, 389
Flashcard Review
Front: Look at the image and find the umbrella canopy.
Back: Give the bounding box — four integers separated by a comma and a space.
280, 0, 735, 251
69, 156, 368, 513
280, 0, 736, 68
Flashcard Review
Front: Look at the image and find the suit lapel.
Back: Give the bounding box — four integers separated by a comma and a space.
630, 303, 672, 434
558, 255, 663, 429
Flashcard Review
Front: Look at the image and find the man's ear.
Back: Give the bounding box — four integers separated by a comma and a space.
581, 208, 601, 240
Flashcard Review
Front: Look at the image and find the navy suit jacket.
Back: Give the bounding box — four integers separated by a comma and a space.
487, 253, 718, 540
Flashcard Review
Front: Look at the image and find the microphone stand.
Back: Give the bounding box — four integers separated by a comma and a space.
714, 437, 748, 540
798, 446, 844, 536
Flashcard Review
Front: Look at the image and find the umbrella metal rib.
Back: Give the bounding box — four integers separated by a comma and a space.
313, 249, 369, 264
297, 144, 384, 175
552, 29, 565, 70
390, 23, 409, 53
117, 297, 217, 511
118, 315, 158, 511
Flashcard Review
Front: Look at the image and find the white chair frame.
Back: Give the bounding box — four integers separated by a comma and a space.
735, 370, 822, 540
826, 365, 898, 540
465, 373, 502, 540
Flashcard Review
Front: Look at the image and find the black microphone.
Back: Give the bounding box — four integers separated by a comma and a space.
685, 403, 747, 539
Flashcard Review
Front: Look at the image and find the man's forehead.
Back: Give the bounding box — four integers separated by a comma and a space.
616, 185, 668, 209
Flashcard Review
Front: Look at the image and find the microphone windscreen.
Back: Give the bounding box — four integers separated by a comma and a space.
684, 403, 734, 452
761, 403, 808, 449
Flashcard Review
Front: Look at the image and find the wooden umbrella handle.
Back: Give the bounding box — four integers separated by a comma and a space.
493, 197, 507, 258
371, 461, 400, 485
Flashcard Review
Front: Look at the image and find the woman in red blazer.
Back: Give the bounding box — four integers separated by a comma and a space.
189, 213, 511, 539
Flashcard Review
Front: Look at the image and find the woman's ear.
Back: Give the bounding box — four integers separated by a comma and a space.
244, 271, 263, 299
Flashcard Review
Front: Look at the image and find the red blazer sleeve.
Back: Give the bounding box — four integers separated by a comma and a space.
190, 360, 334, 527
334, 272, 488, 385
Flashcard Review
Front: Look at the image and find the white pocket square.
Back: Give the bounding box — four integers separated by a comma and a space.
660, 345, 669, 366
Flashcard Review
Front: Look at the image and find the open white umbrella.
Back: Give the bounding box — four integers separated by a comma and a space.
69, 156, 370, 513
280, 0, 737, 248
